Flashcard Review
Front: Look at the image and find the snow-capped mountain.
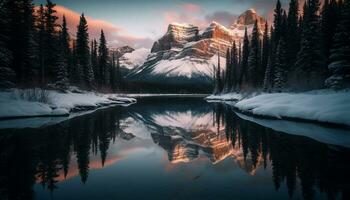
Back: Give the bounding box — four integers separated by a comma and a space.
125, 9, 265, 91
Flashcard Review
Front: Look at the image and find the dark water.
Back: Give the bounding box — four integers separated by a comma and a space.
0, 99, 349, 200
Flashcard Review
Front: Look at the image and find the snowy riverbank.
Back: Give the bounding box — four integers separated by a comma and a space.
206, 90, 350, 127
0, 88, 136, 120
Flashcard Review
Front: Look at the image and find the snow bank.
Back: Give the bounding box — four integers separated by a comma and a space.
0, 89, 136, 120
235, 112, 350, 148
206, 93, 243, 101
234, 90, 350, 126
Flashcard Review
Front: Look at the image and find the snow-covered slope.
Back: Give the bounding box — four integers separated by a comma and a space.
234, 90, 350, 126
126, 9, 265, 87
119, 48, 150, 70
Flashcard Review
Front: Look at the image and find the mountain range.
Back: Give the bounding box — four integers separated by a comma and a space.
118, 9, 266, 92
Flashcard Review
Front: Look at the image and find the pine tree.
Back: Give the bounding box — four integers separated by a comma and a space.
214, 52, 222, 94
98, 30, 109, 88
248, 20, 261, 88
45, 0, 59, 83
263, 26, 275, 91
116, 55, 121, 91
231, 41, 238, 91
240, 27, 249, 88
6, 0, 37, 85
36, 4, 46, 86
60, 15, 71, 82
54, 16, 70, 89
273, 0, 283, 46
295, 0, 324, 89
91, 39, 98, 82
110, 52, 116, 91
286, 0, 300, 66
224, 48, 231, 92
261, 22, 270, 80
0, 0, 15, 88
325, 0, 350, 89
76, 14, 94, 88
321, 0, 339, 65
274, 38, 288, 92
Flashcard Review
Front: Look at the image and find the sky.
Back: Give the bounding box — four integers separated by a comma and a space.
33, 0, 291, 48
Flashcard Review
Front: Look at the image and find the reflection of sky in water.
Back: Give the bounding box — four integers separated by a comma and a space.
1, 100, 348, 200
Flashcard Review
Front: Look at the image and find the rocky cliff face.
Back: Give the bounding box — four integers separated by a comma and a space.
126, 9, 266, 90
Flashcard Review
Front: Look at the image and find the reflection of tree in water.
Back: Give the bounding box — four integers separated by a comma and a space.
0, 103, 349, 200
0, 106, 125, 199
213, 103, 350, 200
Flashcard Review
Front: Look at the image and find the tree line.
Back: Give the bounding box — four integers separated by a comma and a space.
214, 0, 350, 94
0, 0, 122, 91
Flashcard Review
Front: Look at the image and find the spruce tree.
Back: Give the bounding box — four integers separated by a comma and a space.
321, 0, 339, 65
45, 0, 59, 83
286, 0, 300, 66
54, 16, 70, 89
0, 0, 15, 88
273, 0, 283, 46
240, 27, 250, 88
295, 0, 324, 89
274, 38, 288, 92
76, 14, 94, 88
98, 30, 109, 88
263, 26, 275, 91
231, 41, 238, 91
91, 39, 98, 82
36, 4, 46, 86
214, 53, 222, 94
247, 20, 261, 88
325, 0, 350, 89
261, 22, 270, 79
60, 15, 71, 82
224, 48, 231, 92
6, 0, 37, 85
110, 52, 116, 91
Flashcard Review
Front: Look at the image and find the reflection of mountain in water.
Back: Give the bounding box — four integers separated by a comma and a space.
0, 100, 349, 200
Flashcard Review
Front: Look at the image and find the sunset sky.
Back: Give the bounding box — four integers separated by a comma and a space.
33, 0, 291, 48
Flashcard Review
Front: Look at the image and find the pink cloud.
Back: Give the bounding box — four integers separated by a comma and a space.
39, 5, 153, 48
180, 3, 202, 13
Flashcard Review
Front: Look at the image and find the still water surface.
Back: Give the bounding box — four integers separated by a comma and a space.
0, 99, 349, 200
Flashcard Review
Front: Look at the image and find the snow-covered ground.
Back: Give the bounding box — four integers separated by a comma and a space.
206, 92, 243, 101
209, 90, 350, 127
236, 112, 350, 148
0, 88, 136, 120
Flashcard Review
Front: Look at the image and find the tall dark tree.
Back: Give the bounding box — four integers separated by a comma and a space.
91, 39, 98, 82
274, 38, 288, 92
98, 30, 109, 87
54, 17, 70, 89
214, 52, 222, 94
231, 41, 238, 91
273, 0, 283, 46
321, 0, 340, 66
248, 20, 261, 88
295, 0, 324, 90
325, 0, 350, 89
110, 52, 116, 91
261, 22, 270, 79
240, 27, 249, 88
76, 14, 94, 88
224, 48, 231, 92
0, 0, 15, 88
36, 4, 46, 86
6, 0, 37, 85
44, 0, 59, 83
60, 15, 71, 82
286, 0, 300, 66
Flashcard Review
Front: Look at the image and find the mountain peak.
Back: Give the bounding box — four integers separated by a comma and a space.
236, 9, 266, 26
